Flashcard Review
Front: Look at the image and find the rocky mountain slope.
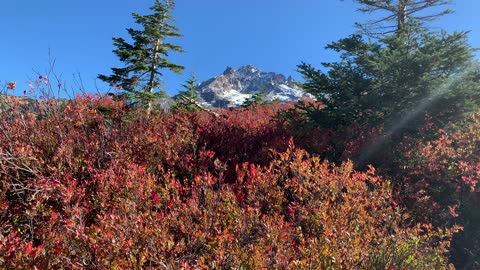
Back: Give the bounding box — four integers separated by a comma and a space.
195, 65, 310, 107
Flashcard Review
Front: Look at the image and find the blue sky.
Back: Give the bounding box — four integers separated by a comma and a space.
1, 0, 479, 96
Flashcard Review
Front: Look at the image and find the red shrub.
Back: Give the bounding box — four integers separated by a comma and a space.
0, 95, 455, 269
400, 113, 480, 268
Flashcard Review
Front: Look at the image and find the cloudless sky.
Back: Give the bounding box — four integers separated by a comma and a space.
1, 0, 479, 96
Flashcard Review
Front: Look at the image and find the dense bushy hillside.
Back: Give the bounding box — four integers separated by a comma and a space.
0, 94, 471, 269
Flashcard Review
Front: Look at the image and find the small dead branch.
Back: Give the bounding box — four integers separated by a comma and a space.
178, 94, 226, 119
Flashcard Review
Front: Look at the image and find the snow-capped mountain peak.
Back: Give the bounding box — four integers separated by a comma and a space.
196, 65, 309, 107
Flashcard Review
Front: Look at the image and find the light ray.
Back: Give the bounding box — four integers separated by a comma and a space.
355, 62, 480, 166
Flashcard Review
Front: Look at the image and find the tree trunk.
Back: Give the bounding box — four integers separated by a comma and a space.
397, 0, 407, 32
147, 38, 161, 94
146, 38, 161, 114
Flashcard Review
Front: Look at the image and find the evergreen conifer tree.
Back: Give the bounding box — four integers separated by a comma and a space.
241, 92, 267, 108
173, 73, 200, 112
99, 0, 184, 106
297, 21, 478, 130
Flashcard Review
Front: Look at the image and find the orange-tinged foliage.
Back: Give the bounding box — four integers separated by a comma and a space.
400, 113, 480, 268
0, 95, 455, 269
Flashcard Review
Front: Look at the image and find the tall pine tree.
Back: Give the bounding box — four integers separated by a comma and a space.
297, 22, 477, 130
99, 0, 184, 105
